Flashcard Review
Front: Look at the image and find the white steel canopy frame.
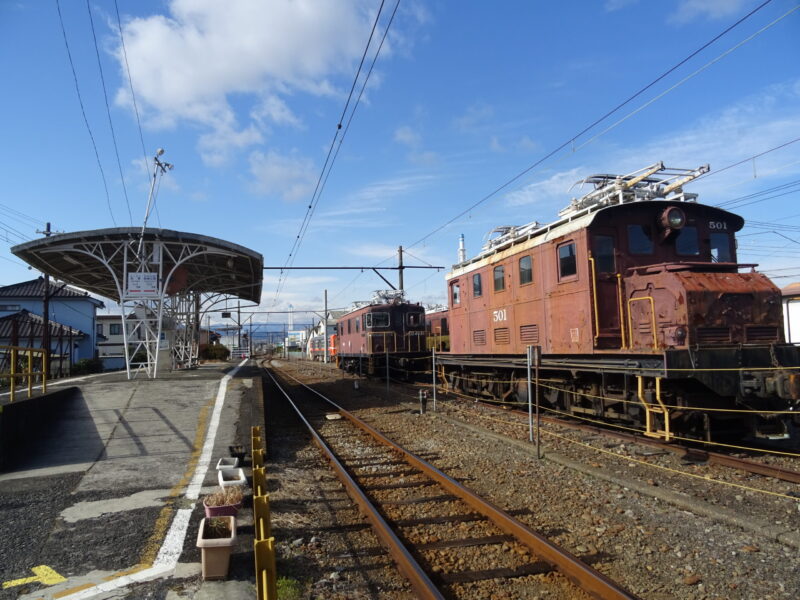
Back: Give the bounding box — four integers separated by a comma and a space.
11, 228, 263, 379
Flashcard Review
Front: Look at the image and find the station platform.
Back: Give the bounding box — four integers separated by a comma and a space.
0, 359, 263, 600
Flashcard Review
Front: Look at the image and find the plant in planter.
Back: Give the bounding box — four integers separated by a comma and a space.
228, 444, 246, 463
217, 467, 247, 488
202, 486, 244, 518
196, 515, 237, 580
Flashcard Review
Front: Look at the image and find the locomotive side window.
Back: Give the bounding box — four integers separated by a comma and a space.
441, 317, 449, 334
371, 312, 389, 327
355, 317, 360, 332
494, 265, 505, 291
519, 255, 533, 284
558, 242, 577, 278
675, 226, 699, 256
348, 319, 352, 334
710, 232, 732, 263
592, 235, 615, 273
451, 282, 461, 305
473, 273, 483, 297
627, 224, 653, 254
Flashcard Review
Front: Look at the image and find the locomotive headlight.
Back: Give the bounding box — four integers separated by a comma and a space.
661, 206, 686, 230
675, 326, 687, 343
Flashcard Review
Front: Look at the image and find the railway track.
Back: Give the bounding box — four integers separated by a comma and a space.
386, 372, 800, 485
263, 362, 640, 600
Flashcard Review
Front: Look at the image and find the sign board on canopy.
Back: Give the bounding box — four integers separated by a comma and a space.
127, 272, 159, 297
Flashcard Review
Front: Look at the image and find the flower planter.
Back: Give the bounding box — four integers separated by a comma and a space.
203, 498, 242, 518
218, 467, 247, 488
196, 516, 236, 580
216, 457, 239, 470
228, 444, 246, 463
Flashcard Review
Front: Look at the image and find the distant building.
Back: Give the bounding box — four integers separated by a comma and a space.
0, 277, 103, 363
96, 311, 170, 371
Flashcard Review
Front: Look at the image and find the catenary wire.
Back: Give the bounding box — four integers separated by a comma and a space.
55, 0, 117, 226
272, 0, 392, 305
401, 0, 780, 252
114, 0, 151, 190
87, 0, 133, 225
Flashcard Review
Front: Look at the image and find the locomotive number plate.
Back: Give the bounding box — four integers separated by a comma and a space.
493, 309, 508, 322
708, 220, 728, 230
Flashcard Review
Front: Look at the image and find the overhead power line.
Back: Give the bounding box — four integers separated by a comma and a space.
403, 0, 786, 252
273, 0, 398, 305
55, 0, 117, 226
87, 0, 133, 225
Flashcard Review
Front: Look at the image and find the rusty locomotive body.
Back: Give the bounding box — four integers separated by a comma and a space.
335, 291, 427, 376
438, 164, 800, 440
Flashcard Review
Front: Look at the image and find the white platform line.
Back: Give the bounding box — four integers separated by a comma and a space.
51, 359, 249, 600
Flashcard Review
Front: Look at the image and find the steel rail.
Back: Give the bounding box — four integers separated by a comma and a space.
263, 368, 445, 600
276, 367, 641, 600
454, 392, 800, 484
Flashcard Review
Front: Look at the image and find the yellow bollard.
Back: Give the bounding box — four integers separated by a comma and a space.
252, 466, 267, 497
252, 435, 263, 451
253, 494, 272, 540
252, 448, 265, 469
254, 537, 277, 600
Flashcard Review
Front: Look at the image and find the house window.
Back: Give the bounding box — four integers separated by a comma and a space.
493, 265, 505, 292
558, 242, 577, 278
451, 282, 461, 306
96, 323, 103, 336
0, 304, 20, 311
110, 323, 122, 335
519, 255, 532, 285
473, 273, 482, 297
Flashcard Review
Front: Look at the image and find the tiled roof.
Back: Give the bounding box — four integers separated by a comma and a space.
0, 310, 86, 340
0, 277, 103, 305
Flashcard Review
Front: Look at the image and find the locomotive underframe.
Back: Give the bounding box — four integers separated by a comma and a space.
338, 351, 428, 380
436, 344, 800, 440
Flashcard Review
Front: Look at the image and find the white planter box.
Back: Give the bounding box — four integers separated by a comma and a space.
216, 457, 239, 470
218, 468, 246, 488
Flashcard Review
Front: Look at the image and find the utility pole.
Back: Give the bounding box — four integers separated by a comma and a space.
398, 246, 404, 292
40, 223, 52, 376
237, 300, 241, 351
323, 289, 329, 364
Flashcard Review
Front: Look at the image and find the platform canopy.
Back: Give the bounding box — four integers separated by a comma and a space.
12, 228, 263, 379
11, 227, 263, 303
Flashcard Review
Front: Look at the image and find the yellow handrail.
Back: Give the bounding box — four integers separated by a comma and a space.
1, 346, 48, 402
627, 296, 658, 350
588, 257, 600, 345
616, 274, 627, 349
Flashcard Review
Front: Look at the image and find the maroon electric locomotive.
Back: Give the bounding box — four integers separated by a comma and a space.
436, 163, 800, 440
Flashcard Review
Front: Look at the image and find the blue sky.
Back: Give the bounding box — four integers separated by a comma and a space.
0, 0, 799, 323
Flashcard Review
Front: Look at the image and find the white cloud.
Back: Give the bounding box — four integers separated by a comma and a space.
505, 167, 586, 208
394, 125, 421, 147
251, 95, 303, 129
516, 135, 539, 152
453, 103, 494, 132
669, 0, 750, 24
114, 1, 375, 157
198, 124, 263, 167
489, 136, 504, 153
248, 150, 316, 201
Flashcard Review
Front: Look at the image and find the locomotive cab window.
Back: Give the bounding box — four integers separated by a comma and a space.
519, 255, 533, 285
592, 235, 615, 273
365, 312, 390, 328
558, 242, 577, 279
675, 226, 699, 256
710, 232, 732, 263
451, 282, 461, 305
494, 265, 505, 292
628, 224, 653, 254
473, 273, 482, 297
407, 311, 423, 326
